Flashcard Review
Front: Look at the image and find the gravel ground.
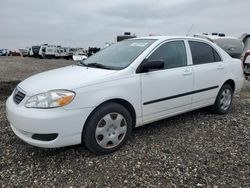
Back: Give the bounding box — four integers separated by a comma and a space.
0, 57, 250, 187
0, 56, 74, 81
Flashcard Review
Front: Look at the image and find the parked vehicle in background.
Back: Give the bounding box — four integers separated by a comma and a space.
73, 50, 88, 61
242, 51, 250, 75
55, 47, 75, 60
0, 49, 10, 56
10, 51, 21, 56
27, 47, 33, 57
6, 36, 244, 155
87, 47, 101, 57
23, 45, 78, 60
44, 45, 60, 59
194, 33, 244, 59
30, 44, 48, 58
19, 47, 29, 57
117, 32, 137, 42
241, 33, 250, 53
240, 34, 250, 75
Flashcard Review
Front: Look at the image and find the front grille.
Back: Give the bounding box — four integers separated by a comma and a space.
13, 88, 26, 104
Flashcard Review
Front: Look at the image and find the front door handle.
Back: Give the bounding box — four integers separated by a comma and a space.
217, 64, 224, 70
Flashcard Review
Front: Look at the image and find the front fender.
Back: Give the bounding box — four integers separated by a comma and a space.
64, 75, 141, 121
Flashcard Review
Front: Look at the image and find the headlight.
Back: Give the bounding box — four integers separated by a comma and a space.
25, 90, 75, 108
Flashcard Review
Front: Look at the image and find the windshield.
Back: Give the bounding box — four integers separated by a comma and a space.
79, 39, 156, 70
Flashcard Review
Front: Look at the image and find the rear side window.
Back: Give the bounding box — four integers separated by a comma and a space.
148, 41, 187, 69
189, 41, 222, 65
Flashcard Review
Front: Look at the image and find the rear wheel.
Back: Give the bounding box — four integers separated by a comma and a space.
82, 102, 132, 155
212, 84, 233, 114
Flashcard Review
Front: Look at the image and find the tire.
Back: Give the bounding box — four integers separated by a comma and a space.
82, 102, 132, 155
212, 84, 233, 114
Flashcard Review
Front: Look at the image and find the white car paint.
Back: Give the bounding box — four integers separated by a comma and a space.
6, 36, 245, 148
17, 65, 118, 96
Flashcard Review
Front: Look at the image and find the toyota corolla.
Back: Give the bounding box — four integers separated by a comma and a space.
6, 36, 244, 155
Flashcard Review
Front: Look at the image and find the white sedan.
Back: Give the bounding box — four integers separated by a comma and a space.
6, 36, 244, 154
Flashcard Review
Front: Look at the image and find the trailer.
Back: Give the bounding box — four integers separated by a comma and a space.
44, 45, 60, 59
117, 32, 137, 42
30, 44, 48, 58
55, 47, 76, 60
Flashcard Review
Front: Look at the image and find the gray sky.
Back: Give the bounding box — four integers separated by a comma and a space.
1, 0, 249, 50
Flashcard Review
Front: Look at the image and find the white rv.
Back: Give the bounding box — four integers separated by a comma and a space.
44, 45, 60, 59
54, 47, 75, 60
30, 44, 48, 58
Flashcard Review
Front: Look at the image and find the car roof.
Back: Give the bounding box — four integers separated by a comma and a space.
133, 35, 209, 42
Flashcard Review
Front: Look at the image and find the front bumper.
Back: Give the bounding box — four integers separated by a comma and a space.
6, 95, 94, 148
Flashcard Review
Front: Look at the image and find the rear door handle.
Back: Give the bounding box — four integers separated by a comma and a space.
217, 64, 224, 70
183, 69, 192, 76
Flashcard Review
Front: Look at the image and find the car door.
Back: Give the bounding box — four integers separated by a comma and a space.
188, 40, 226, 108
139, 40, 194, 123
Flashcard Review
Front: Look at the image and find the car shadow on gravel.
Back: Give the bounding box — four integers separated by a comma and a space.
0, 80, 20, 96
15, 106, 217, 157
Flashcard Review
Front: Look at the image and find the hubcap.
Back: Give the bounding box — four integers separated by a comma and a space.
220, 89, 232, 111
95, 113, 127, 149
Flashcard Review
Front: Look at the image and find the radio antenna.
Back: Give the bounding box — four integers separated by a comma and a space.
186, 24, 194, 36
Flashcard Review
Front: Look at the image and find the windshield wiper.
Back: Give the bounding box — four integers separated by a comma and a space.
87, 63, 111, 70
78, 61, 113, 70
77, 61, 88, 67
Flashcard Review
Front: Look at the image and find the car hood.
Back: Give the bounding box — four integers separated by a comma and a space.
18, 65, 117, 96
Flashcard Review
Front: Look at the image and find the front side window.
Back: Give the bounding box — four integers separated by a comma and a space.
189, 41, 222, 65
80, 39, 156, 70
147, 41, 187, 69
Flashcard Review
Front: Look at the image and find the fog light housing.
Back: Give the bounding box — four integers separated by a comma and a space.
32, 133, 58, 141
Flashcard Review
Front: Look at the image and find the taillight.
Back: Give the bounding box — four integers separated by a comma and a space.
243, 50, 250, 64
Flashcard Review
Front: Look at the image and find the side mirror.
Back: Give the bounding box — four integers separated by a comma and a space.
137, 59, 164, 73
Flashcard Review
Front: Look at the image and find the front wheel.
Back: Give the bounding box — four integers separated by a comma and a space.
82, 102, 132, 155
212, 84, 233, 114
